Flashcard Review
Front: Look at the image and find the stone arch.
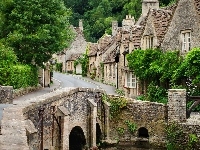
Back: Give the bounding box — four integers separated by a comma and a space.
69, 126, 86, 150
138, 127, 149, 138
96, 123, 102, 145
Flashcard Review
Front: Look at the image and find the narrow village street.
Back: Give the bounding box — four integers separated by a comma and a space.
13, 72, 118, 104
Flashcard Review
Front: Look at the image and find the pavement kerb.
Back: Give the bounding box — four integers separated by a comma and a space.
69, 74, 103, 90
51, 77, 61, 91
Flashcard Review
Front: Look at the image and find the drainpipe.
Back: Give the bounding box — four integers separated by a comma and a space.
116, 63, 118, 89
43, 62, 45, 88
115, 51, 120, 89
39, 107, 44, 150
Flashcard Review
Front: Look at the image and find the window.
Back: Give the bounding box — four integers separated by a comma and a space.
125, 72, 136, 88
181, 30, 191, 53
109, 64, 112, 76
144, 36, 153, 49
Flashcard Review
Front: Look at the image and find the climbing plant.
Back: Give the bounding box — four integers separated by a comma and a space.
124, 120, 137, 134
100, 62, 104, 82
102, 94, 127, 118
79, 46, 89, 77
166, 122, 199, 150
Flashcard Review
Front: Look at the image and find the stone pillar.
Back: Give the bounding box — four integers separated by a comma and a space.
104, 101, 111, 140
62, 115, 70, 150
168, 89, 187, 123
56, 106, 70, 150
88, 99, 97, 147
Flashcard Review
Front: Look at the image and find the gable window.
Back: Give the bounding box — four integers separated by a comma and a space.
144, 36, 153, 49
125, 72, 136, 88
181, 30, 191, 53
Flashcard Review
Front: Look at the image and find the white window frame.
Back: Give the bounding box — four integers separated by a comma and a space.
125, 72, 136, 88
144, 36, 153, 49
181, 30, 191, 53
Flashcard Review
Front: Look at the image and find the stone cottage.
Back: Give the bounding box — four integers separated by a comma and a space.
53, 20, 87, 73
95, 34, 114, 81
88, 43, 98, 79
161, 0, 200, 53
66, 53, 82, 74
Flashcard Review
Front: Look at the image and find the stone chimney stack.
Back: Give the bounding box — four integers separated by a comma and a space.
142, 0, 159, 17
79, 19, 83, 32
122, 15, 135, 31
112, 21, 118, 36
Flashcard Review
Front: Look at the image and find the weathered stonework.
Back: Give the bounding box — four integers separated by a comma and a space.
0, 86, 13, 104
168, 89, 187, 123
13, 84, 42, 98
108, 96, 168, 147
1, 87, 200, 149
0, 87, 104, 150
161, 0, 200, 51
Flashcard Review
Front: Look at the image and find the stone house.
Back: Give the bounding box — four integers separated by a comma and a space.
161, 0, 200, 53
141, 6, 174, 50
66, 53, 82, 74
95, 34, 114, 81
53, 20, 87, 73
88, 43, 98, 79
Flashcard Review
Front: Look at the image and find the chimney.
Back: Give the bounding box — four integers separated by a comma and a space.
122, 15, 135, 31
142, 0, 159, 17
79, 19, 83, 32
112, 21, 118, 36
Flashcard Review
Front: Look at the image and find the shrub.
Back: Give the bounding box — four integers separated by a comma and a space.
7, 65, 38, 89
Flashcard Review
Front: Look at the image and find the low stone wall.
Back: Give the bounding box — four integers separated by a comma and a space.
13, 84, 42, 98
0, 86, 13, 104
0, 84, 42, 104
108, 96, 168, 147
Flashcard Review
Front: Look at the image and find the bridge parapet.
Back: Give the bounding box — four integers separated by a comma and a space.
0, 87, 105, 150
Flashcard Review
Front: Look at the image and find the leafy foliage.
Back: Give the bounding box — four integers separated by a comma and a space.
8, 65, 38, 89
64, 0, 175, 42
146, 82, 167, 104
124, 120, 137, 133
0, 42, 38, 89
128, 48, 200, 104
79, 48, 89, 77
102, 94, 127, 118
55, 62, 63, 72
166, 122, 199, 150
0, 0, 74, 66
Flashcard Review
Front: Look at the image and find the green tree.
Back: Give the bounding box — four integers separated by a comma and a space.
0, 0, 74, 67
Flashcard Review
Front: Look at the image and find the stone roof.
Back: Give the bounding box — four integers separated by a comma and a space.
115, 28, 122, 43
88, 43, 98, 57
98, 34, 114, 55
67, 53, 82, 61
131, 26, 144, 49
130, 16, 147, 49
103, 48, 117, 63
150, 8, 173, 45
194, 0, 200, 16
74, 27, 83, 35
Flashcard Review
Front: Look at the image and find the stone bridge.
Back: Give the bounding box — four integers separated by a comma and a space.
0, 87, 109, 150
0, 88, 200, 149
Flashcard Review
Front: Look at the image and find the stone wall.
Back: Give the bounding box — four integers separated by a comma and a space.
168, 89, 187, 122
108, 96, 168, 147
0, 86, 13, 104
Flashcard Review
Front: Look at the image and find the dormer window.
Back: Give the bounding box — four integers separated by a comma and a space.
181, 30, 191, 53
144, 36, 153, 49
